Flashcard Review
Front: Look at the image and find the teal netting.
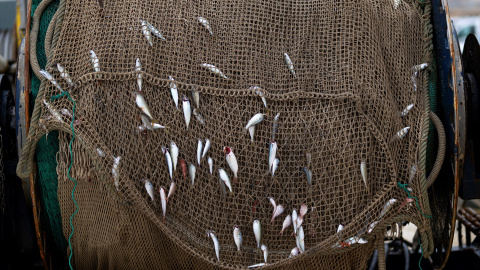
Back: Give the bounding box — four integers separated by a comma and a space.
426, 57, 438, 174
30, 0, 67, 257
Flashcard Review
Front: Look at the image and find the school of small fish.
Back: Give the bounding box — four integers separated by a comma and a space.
35, 13, 422, 267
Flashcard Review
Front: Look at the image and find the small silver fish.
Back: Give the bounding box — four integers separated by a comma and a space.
272, 113, 280, 141
39, 69, 64, 92
160, 186, 167, 222
261, 244, 268, 263
297, 204, 307, 228
145, 21, 166, 40
96, 148, 106, 157
360, 160, 368, 190
188, 163, 196, 186
135, 92, 154, 119
297, 216, 304, 229
411, 63, 428, 73
207, 230, 220, 261
112, 156, 121, 191
253, 220, 262, 248
192, 88, 200, 109
201, 63, 229, 79
198, 17, 213, 35
245, 113, 265, 130
161, 146, 173, 179
409, 165, 417, 185
136, 58, 142, 92
248, 126, 256, 143
292, 208, 298, 235
280, 215, 292, 235
140, 20, 153, 46
223, 147, 238, 183
345, 236, 368, 245
393, 0, 401, 9
56, 63, 75, 87
284, 53, 296, 78
302, 167, 312, 187
218, 168, 232, 193
170, 141, 179, 171
197, 139, 204, 166
250, 86, 267, 108
143, 179, 154, 201
392, 127, 410, 141
412, 72, 418, 92
271, 204, 284, 223
168, 76, 179, 109
208, 157, 213, 174
167, 181, 176, 202
400, 104, 414, 117
268, 141, 277, 172
248, 263, 266, 269
193, 109, 205, 125
379, 198, 397, 219
152, 122, 165, 129
218, 171, 226, 196
140, 114, 165, 131
289, 247, 299, 258
337, 224, 344, 234
183, 96, 191, 130
269, 197, 277, 215
89, 50, 100, 72
367, 221, 379, 234
233, 226, 242, 251
43, 99, 64, 123
299, 204, 308, 219
296, 226, 305, 252
202, 139, 211, 159
271, 158, 279, 177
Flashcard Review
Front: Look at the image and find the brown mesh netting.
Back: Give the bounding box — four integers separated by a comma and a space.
31, 0, 434, 269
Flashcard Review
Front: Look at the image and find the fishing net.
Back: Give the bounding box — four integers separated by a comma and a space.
20, 0, 437, 269
30, 0, 68, 258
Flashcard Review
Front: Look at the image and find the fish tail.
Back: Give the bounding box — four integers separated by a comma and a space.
233, 176, 238, 184
279, 230, 283, 235
163, 216, 165, 223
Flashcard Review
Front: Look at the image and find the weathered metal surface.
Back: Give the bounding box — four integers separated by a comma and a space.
430, 0, 464, 269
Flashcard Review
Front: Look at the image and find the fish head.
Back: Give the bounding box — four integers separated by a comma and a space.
170, 141, 177, 147
270, 140, 277, 145
161, 146, 168, 154
89, 50, 95, 57
223, 146, 231, 155
168, 76, 174, 81
182, 96, 189, 102
389, 198, 397, 204
261, 245, 267, 252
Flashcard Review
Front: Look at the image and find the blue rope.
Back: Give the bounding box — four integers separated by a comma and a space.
51, 92, 78, 270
